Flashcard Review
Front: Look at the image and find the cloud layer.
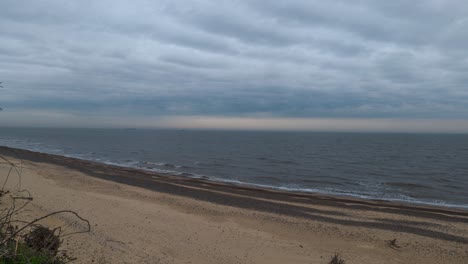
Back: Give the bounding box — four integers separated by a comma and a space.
1, 0, 468, 130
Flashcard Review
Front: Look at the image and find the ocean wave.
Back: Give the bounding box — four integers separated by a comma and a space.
256, 157, 300, 165
386, 182, 434, 190
1, 136, 467, 210
203, 177, 468, 210
142, 161, 188, 169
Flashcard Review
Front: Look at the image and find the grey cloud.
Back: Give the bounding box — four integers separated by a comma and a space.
247, 0, 467, 47
1, 0, 468, 130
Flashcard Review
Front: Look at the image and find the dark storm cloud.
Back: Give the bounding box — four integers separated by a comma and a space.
1, 0, 468, 130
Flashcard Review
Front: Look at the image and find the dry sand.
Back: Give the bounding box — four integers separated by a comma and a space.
0, 147, 467, 264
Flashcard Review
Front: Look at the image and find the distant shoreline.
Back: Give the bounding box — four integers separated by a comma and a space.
1, 145, 467, 216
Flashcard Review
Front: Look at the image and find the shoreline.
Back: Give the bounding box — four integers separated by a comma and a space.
0, 145, 467, 263
1, 146, 467, 215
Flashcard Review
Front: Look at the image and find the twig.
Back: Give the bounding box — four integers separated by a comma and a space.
1, 210, 91, 245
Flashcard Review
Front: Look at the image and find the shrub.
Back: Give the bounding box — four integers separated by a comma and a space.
329, 252, 345, 264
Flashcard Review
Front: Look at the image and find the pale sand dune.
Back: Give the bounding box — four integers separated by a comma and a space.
0, 148, 467, 263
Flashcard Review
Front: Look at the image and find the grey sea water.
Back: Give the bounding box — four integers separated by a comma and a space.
0, 127, 467, 209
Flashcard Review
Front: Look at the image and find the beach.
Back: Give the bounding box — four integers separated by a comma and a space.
0, 146, 467, 264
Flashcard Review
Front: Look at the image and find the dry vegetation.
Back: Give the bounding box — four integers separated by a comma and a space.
328, 252, 346, 264
0, 151, 90, 263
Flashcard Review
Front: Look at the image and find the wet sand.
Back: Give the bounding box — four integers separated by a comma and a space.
0, 146, 467, 263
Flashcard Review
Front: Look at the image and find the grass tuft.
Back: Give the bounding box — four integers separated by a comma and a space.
387, 238, 401, 249
25, 226, 61, 255
0, 152, 89, 263
329, 252, 345, 264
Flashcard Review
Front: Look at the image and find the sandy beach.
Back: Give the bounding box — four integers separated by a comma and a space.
0, 146, 467, 264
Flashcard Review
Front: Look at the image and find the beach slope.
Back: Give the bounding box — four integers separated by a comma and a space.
0, 147, 467, 264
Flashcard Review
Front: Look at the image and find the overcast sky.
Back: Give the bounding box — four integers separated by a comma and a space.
1, 0, 468, 132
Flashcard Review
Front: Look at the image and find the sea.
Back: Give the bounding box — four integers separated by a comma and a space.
0, 127, 467, 209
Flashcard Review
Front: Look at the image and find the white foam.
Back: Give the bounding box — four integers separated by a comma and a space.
1, 137, 467, 210
204, 177, 468, 210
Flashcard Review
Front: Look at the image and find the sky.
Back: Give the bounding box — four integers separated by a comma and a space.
1, 0, 468, 132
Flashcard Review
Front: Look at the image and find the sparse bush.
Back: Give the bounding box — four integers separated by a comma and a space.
329, 252, 345, 264
25, 226, 61, 255
0, 152, 89, 263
